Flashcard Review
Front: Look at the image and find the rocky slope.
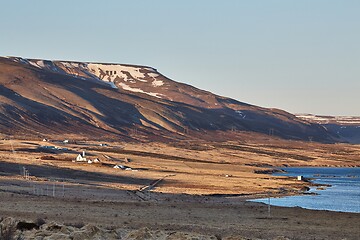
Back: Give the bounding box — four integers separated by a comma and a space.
0, 56, 338, 142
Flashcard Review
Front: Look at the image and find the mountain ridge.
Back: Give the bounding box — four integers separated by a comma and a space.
0, 56, 338, 143
297, 114, 360, 144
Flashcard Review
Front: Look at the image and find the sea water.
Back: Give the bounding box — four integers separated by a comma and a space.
250, 167, 360, 213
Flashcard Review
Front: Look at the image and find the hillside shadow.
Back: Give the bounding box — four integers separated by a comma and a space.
42, 72, 169, 133
165, 101, 335, 142
0, 161, 153, 186
0, 85, 98, 133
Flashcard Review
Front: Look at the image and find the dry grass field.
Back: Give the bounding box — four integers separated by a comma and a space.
1, 137, 360, 239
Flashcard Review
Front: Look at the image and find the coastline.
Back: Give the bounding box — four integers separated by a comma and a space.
1, 169, 359, 239
249, 167, 360, 214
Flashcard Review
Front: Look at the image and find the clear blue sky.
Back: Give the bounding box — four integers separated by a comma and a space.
1, 0, 359, 116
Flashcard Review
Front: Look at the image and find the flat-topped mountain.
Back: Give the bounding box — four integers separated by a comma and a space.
297, 114, 360, 143
0, 56, 338, 142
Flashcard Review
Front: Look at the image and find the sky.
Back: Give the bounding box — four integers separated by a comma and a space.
1, 0, 359, 116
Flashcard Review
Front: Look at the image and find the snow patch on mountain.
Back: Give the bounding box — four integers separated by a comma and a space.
152, 80, 164, 87
37, 60, 45, 68
119, 83, 162, 98
144, 67, 157, 72
297, 114, 360, 125
148, 72, 159, 78
29, 61, 39, 68
28, 60, 44, 69
235, 110, 246, 119
61, 62, 81, 69
337, 121, 360, 124
87, 64, 147, 82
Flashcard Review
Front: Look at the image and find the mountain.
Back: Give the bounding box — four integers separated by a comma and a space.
0, 56, 338, 142
296, 114, 360, 144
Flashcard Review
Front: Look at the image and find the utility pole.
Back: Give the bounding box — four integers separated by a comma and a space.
269, 128, 274, 136
268, 196, 271, 218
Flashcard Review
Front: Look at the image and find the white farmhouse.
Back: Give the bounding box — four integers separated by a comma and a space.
73, 151, 87, 162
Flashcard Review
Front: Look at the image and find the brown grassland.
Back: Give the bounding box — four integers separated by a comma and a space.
0, 137, 359, 239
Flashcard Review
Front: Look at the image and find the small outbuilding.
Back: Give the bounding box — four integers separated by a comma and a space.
113, 164, 131, 170
88, 158, 100, 164
73, 151, 87, 162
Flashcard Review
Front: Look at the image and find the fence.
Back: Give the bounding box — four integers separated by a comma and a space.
19, 166, 65, 197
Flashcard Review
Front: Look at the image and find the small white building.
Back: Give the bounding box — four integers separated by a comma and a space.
87, 158, 100, 164
73, 151, 87, 162
297, 175, 304, 181
113, 164, 131, 170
